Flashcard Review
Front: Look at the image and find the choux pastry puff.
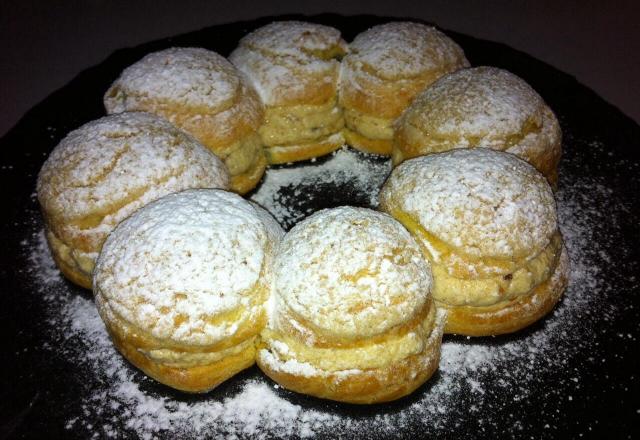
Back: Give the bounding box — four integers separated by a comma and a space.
393, 67, 562, 186
257, 206, 445, 403
380, 148, 569, 336
339, 22, 469, 155
230, 21, 347, 164
93, 189, 283, 392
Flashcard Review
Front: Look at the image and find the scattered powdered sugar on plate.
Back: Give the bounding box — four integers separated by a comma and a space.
21, 149, 630, 438
250, 146, 392, 229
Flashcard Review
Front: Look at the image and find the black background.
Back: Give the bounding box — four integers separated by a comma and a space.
1, 0, 639, 137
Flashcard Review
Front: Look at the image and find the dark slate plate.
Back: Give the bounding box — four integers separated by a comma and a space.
1, 14, 639, 440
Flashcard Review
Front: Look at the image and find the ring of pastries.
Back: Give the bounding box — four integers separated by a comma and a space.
229, 21, 348, 165
379, 148, 569, 336
256, 206, 445, 404
36, 20, 572, 401
93, 189, 284, 392
36, 112, 229, 289
339, 22, 469, 155
103, 47, 266, 194
392, 66, 562, 186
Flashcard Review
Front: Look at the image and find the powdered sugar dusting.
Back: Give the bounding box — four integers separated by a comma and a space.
20, 145, 631, 438
403, 67, 548, 138
236, 21, 345, 57
272, 207, 431, 337
94, 189, 283, 345
37, 112, 229, 221
104, 48, 239, 110
250, 146, 392, 229
345, 22, 468, 79
229, 21, 346, 106
381, 148, 556, 259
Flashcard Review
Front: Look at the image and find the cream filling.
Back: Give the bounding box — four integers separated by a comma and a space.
432, 236, 561, 307
259, 99, 343, 146
260, 306, 435, 372
139, 337, 256, 369
259, 308, 446, 378
344, 107, 394, 141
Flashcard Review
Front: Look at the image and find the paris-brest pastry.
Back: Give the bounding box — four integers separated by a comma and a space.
36, 112, 229, 289
37, 20, 574, 402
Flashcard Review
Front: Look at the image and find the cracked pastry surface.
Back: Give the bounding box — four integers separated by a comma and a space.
36, 112, 229, 289
104, 47, 265, 193
257, 206, 444, 403
93, 189, 284, 392
393, 66, 562, 186
339, 22, 469, 155
230, 21, 347, 164
380, 148, 569, 336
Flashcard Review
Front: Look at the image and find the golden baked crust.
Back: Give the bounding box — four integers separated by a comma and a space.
339, 22, 469, 155
393, 66, 562, 186
36, 112, 229, 289
104, 47, 266, 193
93, 189, 284, 392
380, 149, 568, 336
257, 207, 443, 403
230, 21, 347, 163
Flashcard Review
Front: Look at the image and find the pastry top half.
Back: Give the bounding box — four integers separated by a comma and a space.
104, 47, 264, 157
37, 112, 229, 256
339, 21, 469, 120
393, 66, 562, 184
380, 148, 557, 273
229, 21, 348, 107
270, 206, 432, 343
94, 189, 284, 348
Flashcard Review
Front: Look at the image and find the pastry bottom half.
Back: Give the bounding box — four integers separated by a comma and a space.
256, 301, 445, 404
108, 327, 257, 393
263, 132, 344, 165
96, 296, 265, 393
343, 127, 393, 156
229, 153, 267, 195
217, 131, 266, 194
440, 246, 569, 336
342, 107, 394, 156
